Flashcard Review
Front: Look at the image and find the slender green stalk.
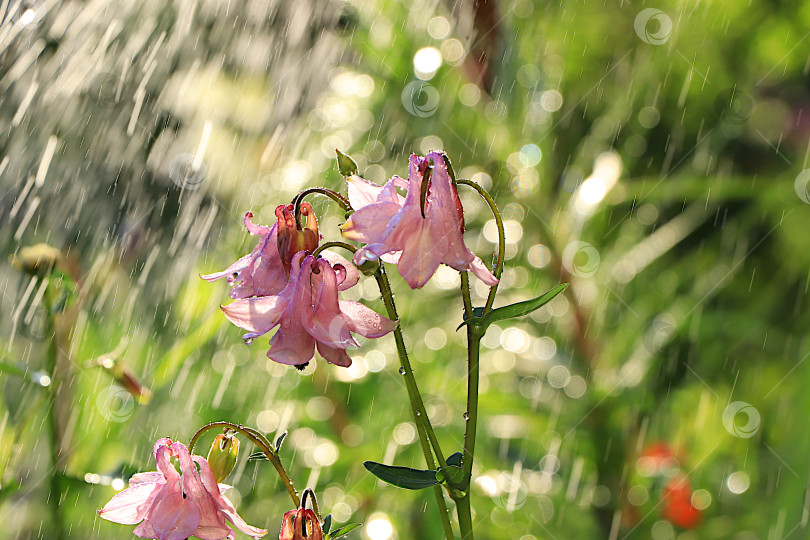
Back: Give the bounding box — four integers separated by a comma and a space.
292, 187, 352, 227
373, 265, 455, 540
456, 179, 505, 315
455, 493, 474, 540
456, 271, 481, 540
311, 241, 357, 259
45, 298, 65, 540
189, 421, 300, 507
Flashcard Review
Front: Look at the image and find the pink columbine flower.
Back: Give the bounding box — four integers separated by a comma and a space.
202, 204, 358, 298
341, 151, 499, 289
98, 438, 267, 540
221, 252, 395, 368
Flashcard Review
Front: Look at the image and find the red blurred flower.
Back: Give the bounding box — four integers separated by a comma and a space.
661, 476, 701, 529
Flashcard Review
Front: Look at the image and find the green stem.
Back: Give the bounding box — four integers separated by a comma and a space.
456, 179, 505, 315
44, 285, 65, 540
292, 187, 352, 227
373, 265, 455, 540
457, 271, 481, 540
311, 241, 357, 259
456, 493, 474, 540
189, 422, 300, 507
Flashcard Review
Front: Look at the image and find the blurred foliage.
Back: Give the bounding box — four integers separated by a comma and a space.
1, 0, 810, 539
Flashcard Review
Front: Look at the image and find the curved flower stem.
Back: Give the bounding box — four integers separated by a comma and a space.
189, 421, 300, 507
311, 241, 357, 259
456, 179, 505, 315
373, 265, 455, 540
292, 187, 352, 227
301, 488, 322, 521
456, 271, 481, 540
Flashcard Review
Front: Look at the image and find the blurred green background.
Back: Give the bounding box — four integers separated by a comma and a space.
1, 0, 809, 538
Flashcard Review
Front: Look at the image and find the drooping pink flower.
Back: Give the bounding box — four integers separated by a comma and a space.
99, 438, 267, 540
221, 252, 395, 368
279, 508, 323, 540
201, 212, 288, 299
202, 204, 358, 298
341, 151, 499, 289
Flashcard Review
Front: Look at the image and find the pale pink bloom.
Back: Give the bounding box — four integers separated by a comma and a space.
201, 211, 287, 299
341, 152, 498, 289
202, 205, 357, 298
221, 252, 395, 368
99, 438, 267, 540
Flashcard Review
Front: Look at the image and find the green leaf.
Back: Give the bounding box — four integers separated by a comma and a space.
275, 431, 287, 453
436, 465, 465, 486
363, 461, 440, 490
336, 149, 358, 176
322, 514, 332, 535
248, 451, 269, 461
446, 452, 463, 468
329, 523, 362, 538
458, 284, 568, 331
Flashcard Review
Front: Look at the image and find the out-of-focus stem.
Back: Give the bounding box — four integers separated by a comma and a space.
373, 265, 455, 540
44, 289, 65, 540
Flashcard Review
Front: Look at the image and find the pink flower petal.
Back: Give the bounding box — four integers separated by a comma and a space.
316, 342, 353, 367
318, 250, 359, 291
220, 296, 285, 336
339, 301, 397, 338
99, 481, 164, 525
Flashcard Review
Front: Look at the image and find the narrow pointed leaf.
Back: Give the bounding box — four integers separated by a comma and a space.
322, 514, 332, 535
458, 284, 568, 330
329, 523, 362, 538
248, 451, 269, 461
363, 461, 440, 490
275, 431, 287, 453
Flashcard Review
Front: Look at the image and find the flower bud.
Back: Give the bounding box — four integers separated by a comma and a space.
206, 433, 239, 484
279, 508, 323, 540
10, 243, 61, 275
276, 203, 320, 275
335, 149, 358, 177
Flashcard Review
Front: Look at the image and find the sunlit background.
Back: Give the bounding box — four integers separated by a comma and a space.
2, 0, 810, 538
